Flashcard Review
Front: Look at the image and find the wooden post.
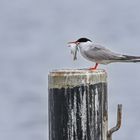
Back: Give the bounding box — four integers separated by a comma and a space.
48, 69, 108, 140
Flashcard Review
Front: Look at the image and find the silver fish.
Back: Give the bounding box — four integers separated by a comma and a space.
68, 44, 79, 61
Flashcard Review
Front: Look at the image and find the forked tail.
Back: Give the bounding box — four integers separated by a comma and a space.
120, 55, 140, 62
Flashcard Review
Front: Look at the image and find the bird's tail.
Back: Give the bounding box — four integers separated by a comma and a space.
120, 55, 140, 62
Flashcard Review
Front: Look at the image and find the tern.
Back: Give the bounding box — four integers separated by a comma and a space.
68, 37, 140, 70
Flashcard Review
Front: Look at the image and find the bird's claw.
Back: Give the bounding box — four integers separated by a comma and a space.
89, 63, 98, 70
89, 67, 97, 70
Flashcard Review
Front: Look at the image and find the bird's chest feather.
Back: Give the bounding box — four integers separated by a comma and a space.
80, 46, 96, 61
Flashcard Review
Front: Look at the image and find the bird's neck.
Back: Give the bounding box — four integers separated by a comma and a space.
78, 41, 92, 50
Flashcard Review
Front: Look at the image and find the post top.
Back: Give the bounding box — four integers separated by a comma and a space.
49, 69, 106, 76
48, 69, 107, 89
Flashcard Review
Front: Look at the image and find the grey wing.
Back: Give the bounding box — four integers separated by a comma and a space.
84, 44, 123, 61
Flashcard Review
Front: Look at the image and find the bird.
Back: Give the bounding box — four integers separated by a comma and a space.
68, 37, 140, 70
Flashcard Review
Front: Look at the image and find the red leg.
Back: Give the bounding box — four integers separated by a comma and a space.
89, 63, 99, 70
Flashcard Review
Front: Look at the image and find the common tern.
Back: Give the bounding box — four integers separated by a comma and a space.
68, 37, 140, 70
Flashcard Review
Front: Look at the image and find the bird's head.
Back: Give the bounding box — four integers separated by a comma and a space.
68, 38, 92, 61
68, 37, 92, 47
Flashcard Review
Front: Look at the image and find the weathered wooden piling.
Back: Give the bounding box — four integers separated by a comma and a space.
48, 69, 108, 140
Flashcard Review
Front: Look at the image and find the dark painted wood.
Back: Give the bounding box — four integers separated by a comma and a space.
48, 70, 107, 140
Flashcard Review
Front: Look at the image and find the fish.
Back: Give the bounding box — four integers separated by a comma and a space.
68, 43, 79, 61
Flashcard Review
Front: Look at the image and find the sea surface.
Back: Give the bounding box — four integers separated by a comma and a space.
0, 0, 140, 140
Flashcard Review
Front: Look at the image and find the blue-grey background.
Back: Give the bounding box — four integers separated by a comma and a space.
1, 0, 140, 140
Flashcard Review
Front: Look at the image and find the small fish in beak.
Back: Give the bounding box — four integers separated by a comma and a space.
68, 42, 79, 61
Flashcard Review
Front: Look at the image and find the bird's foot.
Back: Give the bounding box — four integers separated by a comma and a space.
88, 63, 98, 70
89, 67, 97, 70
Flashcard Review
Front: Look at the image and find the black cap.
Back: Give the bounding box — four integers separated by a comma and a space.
76, 38, 92, 43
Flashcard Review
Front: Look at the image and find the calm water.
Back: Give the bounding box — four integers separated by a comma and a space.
0, 0, 140, 140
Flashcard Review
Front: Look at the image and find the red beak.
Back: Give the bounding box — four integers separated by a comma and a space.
68, 41, 76, 44
67, 41, 79, 46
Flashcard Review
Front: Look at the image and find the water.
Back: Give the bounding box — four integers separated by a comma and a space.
0, 0, 140, 140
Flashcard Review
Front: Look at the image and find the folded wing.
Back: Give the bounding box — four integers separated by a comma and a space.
84, 44, 140, 63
